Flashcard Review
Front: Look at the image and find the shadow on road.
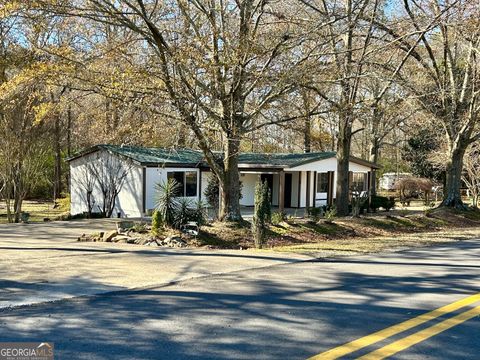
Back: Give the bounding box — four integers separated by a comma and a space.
0, 247, 479, 360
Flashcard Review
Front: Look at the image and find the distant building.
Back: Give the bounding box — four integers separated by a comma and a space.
379, 172, 412, 191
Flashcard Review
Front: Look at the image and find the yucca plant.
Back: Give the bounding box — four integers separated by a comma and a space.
154, 179, 181, 227
175, 197, 193, 229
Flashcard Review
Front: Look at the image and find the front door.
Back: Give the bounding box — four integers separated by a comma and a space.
284, 173, 292, 208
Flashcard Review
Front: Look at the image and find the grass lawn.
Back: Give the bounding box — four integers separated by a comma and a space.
0, 200, 66, 223
193, 208, 480, 255
5, 200, 479, 259
274, 227, 480, 255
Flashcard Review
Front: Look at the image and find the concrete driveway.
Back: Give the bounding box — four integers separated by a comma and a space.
0, 220, 311, 308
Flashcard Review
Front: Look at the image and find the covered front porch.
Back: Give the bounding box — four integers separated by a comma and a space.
238, 167, 375, 212
239, 170, 335, 210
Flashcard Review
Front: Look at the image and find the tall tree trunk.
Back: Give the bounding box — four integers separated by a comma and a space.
369, 137, 380, 164
304, 115, 311, 153
53, 114, 62, 201
441, 145, 467, 209
13, 190, 22, 223
5, 196, 13, 223
219, 136, 242, 221
335, 116, 352, 216
302, 89, 312, 153
67, 104, 72, 157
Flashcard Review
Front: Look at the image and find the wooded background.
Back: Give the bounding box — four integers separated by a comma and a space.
0, 0, 478, 220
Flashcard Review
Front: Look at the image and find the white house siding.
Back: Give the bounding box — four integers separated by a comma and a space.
289, 171, 300, 207
298, 171, 311, 208
296, 171, 314, 208
71, 150, 376, 216
70, 150, 143, 218
115, 166, 143, 218
144, 167, 201, 213
239, 173, 258, 206
290, 158, 373, 208
200, 171, 265, 207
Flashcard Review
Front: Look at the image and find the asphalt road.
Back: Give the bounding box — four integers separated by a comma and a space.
0, 220, 311, 308
0, 228, 479, 359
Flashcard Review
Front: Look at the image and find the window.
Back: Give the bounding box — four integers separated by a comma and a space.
316, 172, 329, 193
185, 171, 197, 197
351, 173, 366, 191
167, 171, 197, 197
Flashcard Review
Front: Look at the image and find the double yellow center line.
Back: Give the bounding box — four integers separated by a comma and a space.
309, 293, 480, 360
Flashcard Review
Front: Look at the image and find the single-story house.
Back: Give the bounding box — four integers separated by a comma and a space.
68, 145, 379, 218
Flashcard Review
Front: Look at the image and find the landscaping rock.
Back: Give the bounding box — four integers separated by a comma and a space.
111, 235, 131, 243
161, 236, 187, 248
103, 230, 118, 242
136, 238, 154, 246
146, 239, 160, 246
116, 221, 134, 233
77, 234, 90, 242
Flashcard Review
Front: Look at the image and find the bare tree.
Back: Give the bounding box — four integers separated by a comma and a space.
76, 162, 97, 217
90, 154, 132, 217
0, 73, 51, 222
463, 143, 480, 208
299, 0, 385, 215
379, 0, 480, 209
34, 0, 315, 221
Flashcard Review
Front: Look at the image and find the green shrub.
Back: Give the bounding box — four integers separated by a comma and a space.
371, 195, 396, 211
252, 180, 271, 249
132, 221, 148, 233
271, 211, 286, 225
306, 207, 322, 222
175, 198, 193, 229
204, 176, 220, 217
154, 179, 209, 230
324, 207, 336, 223
191, 201, 208, 226
151, 210, 163, 236
351, 191, 369, 217
154, 179, 181, 227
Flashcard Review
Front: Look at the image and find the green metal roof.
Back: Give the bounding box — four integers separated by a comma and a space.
68, 145, 206, 166
237, 152, 336, 167
68, 145, 378, 169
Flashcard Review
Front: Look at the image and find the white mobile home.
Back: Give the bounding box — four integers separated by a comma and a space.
68, 145, 379, 218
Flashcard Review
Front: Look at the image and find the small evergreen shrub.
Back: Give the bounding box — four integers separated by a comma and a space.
252, 180, 271, 249
204, 176, 220, 217
324, 207, 337, 223
306, 207, 322, 222
151, 210, 163, 236
271, 210, 286, 225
